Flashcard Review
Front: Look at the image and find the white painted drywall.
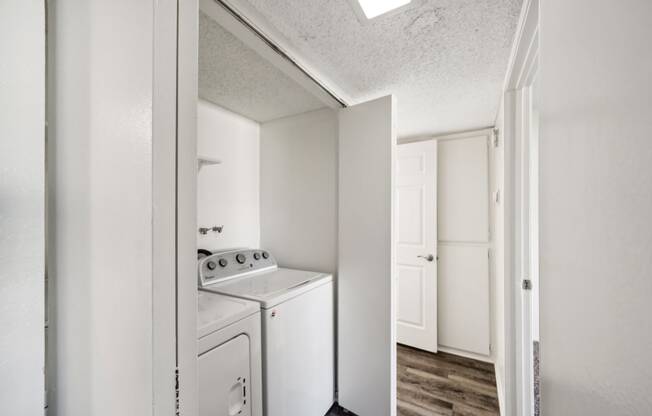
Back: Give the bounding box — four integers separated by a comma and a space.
0, 1, 45, 414
260, 108, 338, 274
177, 0, 200, 413
197, 99, 260, 252
539, 0, 652, 414
49, 1, 165, 414
338, 96, 396, 416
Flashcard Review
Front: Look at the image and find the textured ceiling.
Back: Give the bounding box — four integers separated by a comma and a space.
234, 0, 522, 137
199, 11, 326, 123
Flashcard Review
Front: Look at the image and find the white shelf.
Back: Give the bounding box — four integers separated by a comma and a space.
197, 155, 222, 171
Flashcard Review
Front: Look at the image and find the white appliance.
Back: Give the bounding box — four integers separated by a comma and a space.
197, 291, 263, 416
199, 249, 334, 416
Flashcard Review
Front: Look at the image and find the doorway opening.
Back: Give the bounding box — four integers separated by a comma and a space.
177, 1, 398, 415
395, 129, 501, 415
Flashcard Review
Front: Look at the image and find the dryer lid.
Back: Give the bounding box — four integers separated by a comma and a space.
197, 291, 259, 338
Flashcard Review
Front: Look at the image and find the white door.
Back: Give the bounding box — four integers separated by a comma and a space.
437, 135, 491, 356
338, 95, 396, 416
395, 140, 438, 352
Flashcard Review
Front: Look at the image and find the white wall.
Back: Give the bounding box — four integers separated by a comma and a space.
0, 1, 45, 414
48, 1, 173, 415
539, 0, 652, 414
197, 99, 260, 251
260, 108, 338, 274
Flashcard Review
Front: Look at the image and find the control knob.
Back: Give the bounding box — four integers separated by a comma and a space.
236, 253, 246, 264
206, 261, 217, 271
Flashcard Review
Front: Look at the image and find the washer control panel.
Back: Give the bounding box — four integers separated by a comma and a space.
199, 248, 277, 287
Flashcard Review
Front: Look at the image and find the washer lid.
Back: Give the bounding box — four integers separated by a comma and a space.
202, 268, 333, 309
197, 291, 259, 339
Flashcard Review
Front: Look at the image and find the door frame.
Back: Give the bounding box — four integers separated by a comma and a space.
502, 0, 539, 414
175, 2, 346, 415
177, 0, 200, 414
152, 0, 181, 415
397, 128, 494, 364
151, 0, 200, 414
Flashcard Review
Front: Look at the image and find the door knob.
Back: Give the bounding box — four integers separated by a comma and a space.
417, 254, 434, 262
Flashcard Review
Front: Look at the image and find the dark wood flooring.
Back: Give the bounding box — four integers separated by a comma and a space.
397, 344, 499, 416
327, 345, 500, 416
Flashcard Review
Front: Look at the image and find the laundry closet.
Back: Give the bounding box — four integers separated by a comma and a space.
195, 9, 339, 274
192, 1, 396, 416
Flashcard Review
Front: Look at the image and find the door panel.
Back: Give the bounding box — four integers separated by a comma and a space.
397, 186, 424, 245
395, 140, 438, 353
438, 136, 489, 243
338, 95, 395, 416
397, 265, 425, 326
438, 245, 490, 355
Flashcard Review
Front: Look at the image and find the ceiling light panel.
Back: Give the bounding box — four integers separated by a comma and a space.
357, 0, 412, 19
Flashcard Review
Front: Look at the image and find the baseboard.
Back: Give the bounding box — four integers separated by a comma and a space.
495, 363, 505, 416
437, 345, 493, 363
437, 345, 503, 415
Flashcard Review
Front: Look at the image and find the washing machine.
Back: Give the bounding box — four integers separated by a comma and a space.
197, 290, 263, 416
198, 249, 334, 416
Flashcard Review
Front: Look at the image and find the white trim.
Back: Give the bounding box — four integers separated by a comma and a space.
152, 0, 179, 414
496, 362, 506, 416
517, 32, 539, 90
502, 0, 539, 91
500, 1, 539, 415
437, 346, 493, 364
177, 0, 199, 414
502, 90, 517, 416
398, 127, 494, 145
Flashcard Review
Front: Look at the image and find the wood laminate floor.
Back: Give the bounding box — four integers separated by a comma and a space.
397, 344, 499, 416
328, 344, 500, 416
